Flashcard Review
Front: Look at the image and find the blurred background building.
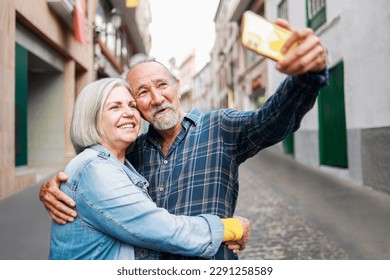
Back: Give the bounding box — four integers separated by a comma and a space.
0, 0, 151, 199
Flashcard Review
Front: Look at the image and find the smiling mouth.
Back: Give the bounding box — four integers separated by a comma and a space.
119, 123, 135, 129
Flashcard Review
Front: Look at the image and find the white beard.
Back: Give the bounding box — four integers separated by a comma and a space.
151, 104, 180, 131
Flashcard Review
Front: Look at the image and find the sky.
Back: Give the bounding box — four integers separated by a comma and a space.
148, 0, 219, 72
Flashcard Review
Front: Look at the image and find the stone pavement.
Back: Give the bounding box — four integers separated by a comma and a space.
1, 150, 389, 260
235, 150, 390, 260
236, 154, 349, 260
0, 179, 51, 259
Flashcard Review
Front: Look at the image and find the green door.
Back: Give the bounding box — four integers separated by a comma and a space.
282, 133, 294, 155
318, 61, 348, 167
15, 43, 28, 166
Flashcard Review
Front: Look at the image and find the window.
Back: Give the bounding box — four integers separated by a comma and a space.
249, 76, 266, 107
278, 0, 288, 20
306, 0, 326, 30
95, 0, 133, 73
95, 0, 112, 46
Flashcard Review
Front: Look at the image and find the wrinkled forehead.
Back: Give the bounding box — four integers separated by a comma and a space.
128, 62, 174, 88
105, 85, 135, 103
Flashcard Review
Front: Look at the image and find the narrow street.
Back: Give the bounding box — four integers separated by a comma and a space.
1, 150, 389, 260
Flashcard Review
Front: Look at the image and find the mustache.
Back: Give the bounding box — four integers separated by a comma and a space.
151, 103, 176, 117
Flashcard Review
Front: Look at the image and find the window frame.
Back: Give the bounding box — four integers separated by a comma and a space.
277, 0, 288, 21
306, 0, 326, 30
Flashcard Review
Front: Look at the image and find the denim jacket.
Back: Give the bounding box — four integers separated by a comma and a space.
49, 144, 224, 259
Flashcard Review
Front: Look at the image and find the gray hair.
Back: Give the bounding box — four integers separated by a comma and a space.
125, 58, 178, 94
70, 78, 130, 154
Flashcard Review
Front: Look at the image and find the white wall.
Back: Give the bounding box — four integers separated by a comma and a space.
326, 0, 390, 129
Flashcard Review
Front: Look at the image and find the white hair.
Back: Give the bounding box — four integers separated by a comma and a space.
70, 78, 130, 154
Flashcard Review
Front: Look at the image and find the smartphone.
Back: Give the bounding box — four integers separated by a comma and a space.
241, 11, 296, 61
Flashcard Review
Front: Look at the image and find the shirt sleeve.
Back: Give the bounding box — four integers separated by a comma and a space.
220, 70, 329, 164
75, 159, 224, 258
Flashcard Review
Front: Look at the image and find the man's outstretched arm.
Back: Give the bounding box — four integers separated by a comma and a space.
39, 172, 77, 224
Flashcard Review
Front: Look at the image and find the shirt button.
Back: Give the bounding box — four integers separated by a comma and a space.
159, 187, 164, 192
163, 159, 168, 164
140, 249, 147, 258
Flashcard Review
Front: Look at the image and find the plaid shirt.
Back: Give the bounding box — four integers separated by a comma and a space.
128, 71, 328, 259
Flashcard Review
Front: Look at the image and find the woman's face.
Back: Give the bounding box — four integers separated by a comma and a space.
99, 86, 141, 154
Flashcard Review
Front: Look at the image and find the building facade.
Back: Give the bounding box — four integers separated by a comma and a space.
178, 52, 196, 112
265, 0, 390, 195
206, 0, 390, 194
0, 0, 149, 199
193, 62, 211, 113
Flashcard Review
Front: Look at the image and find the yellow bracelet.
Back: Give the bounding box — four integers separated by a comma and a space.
221, 218, 243, 241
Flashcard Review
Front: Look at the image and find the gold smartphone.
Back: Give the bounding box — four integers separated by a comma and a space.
241, 11, 295, 61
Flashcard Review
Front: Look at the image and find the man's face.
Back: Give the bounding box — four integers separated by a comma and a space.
126, 62, 182, 131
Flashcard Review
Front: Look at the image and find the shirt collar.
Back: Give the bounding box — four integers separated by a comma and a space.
182, 108, 201, 128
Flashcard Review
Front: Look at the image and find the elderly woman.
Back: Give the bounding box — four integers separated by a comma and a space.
49, 78, 249, 260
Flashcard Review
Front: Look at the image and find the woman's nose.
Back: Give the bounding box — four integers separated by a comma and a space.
122, 106, 135, 117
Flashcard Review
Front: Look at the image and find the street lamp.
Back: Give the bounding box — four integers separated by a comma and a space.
111, 8, 122, 30
110, 8, 122, 59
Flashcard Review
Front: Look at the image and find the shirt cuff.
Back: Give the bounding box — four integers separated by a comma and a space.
294, 66, 329, 89
221, 218, 243, 241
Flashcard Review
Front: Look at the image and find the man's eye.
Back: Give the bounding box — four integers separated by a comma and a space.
138, 91, 147, 97
158, 83, 167, 88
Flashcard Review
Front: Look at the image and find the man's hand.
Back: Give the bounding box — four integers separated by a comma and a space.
39, 172, 77, 224
225, 216, 251, 254
275, 19, 327, 75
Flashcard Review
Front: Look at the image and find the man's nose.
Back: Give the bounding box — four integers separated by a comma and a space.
150, 87, 164, 105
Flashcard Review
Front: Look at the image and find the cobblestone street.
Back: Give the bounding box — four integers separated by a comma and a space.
235, 150, 390, 260
236, 156, 349, 260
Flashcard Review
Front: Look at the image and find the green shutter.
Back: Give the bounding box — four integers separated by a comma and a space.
15, 43, 28, 166
318, 62, 348, 167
